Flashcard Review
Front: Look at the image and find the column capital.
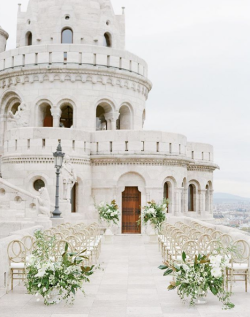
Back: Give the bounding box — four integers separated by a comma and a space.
104, 112, 119, 121
199, 189, 207, 194
51, 107, 62, 117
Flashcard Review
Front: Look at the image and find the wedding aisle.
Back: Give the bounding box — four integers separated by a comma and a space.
0, 235, 249, 317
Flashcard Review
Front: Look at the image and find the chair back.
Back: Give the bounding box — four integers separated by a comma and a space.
53, 240, 73, 260
181, 240, 198, 261
232, 240, 250, 263
198, 234, 211, 253
220, 234, 233, 247
211, 230, 223, 240
65, 235, 81, 252
205, 240, 223, 256
7, 240, 26, 263
21, 236, 35, 254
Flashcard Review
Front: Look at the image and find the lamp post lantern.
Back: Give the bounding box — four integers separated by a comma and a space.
52, 140, 65, 218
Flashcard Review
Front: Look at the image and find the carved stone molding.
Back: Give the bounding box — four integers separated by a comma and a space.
91, 157, 190, 167
0, 67, 152, 97
187, 165, 216, 172
2, 156, 90, 165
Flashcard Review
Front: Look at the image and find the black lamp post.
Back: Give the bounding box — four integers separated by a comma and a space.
52, 140, 65, 218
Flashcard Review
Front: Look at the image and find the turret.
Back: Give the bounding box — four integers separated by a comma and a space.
16, 0, 125, 49
0, 26, 9, 52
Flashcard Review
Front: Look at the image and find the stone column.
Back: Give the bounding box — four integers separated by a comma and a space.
209, 190, 214, 214
104, 112, 120, 130
174, 188, 183, 216
199, 190, 206, 217
51, 108, 62, 128
182, 188, 188, 214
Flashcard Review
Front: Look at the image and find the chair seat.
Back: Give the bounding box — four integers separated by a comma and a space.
228, 263, 249, 270
10, 263, 25, 269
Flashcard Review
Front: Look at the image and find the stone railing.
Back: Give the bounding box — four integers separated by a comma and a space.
187, 142, 214, 163
0, 178, 39, 219
0, 44, 148, 78
4, 128, 91, 157
2, 128, 215, 164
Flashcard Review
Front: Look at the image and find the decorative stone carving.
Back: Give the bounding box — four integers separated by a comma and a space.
37, 187, 51, 217
8, 102, 30, 127
62, 155, 77, 201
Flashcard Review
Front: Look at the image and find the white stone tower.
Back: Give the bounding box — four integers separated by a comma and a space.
0, 0, 218, 232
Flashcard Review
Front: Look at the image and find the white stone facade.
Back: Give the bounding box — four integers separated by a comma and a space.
0, 0, 218, 233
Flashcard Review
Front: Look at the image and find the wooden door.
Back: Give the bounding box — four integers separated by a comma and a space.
122, 187, 141, 234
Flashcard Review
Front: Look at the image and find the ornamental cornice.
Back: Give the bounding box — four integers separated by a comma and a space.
2, 156, 90, 166
187, 164, 217, 172
0, 66, 152, 96
91, 157, 190, 167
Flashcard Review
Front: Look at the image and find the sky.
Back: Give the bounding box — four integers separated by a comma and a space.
0, 0, 250, 198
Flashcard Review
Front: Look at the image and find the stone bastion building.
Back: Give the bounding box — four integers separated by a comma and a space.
0, 0, 218, 234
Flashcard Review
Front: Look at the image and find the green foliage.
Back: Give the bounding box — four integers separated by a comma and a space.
159, 251, 235, 310
25, 231, 95, 306
138, 199, 169, 231
97, 200, 120, 225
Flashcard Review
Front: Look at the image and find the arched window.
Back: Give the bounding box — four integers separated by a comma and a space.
10, 102, 20, 115
26, 32, 32, 46
38, 103, 53, 127
103, 32, 112, 47
60, 105, 73, 128
71, 183, 77, 213
96, 106, 107, 131
205, 185, 209, 211
164, 182, 169, 200
117, 105, 131, 130
61, 28, 73, 44
163, 180, 174, 214
188, 184, 195, 211
96, 102, 113, 130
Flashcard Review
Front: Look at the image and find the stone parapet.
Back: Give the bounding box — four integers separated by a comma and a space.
2, 128, 217, 169
0, 44, 148, 79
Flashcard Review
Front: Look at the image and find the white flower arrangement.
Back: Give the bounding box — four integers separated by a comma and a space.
138, 199, 169, 231
159, 250, 234, 309
96, 200, 120, 225
25, 231, 95, 306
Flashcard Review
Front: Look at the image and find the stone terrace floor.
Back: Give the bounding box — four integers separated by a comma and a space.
0, 235, 249, 317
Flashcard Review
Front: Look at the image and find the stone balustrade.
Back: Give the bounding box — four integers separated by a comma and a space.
0, 44, 148, 78
2, 128, 214, 165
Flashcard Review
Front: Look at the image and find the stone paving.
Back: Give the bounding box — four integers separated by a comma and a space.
0, 235, 249, 317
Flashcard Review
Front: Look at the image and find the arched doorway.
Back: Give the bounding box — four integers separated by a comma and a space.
188, 184, 195, 211
122, 187, 141, 234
